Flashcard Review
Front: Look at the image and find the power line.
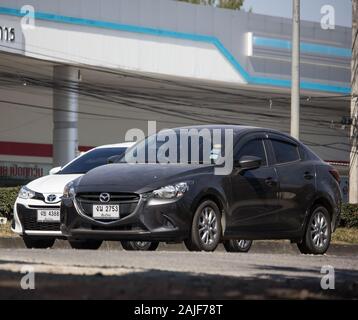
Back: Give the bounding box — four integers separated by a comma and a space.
0, 67, 350, 131
0, 42, 352, 105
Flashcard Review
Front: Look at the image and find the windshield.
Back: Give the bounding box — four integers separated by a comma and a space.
120, 129, 229, 165
59, 147, 127, 174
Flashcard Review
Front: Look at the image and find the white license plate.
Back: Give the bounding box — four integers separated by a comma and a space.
93, 205, 120, 219
37, 209, 61, 222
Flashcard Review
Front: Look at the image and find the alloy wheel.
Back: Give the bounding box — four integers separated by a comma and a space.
134, 241, 151, 249
310, 211, 329, 249
198, 206, 218, 246
235, 240, 251, 250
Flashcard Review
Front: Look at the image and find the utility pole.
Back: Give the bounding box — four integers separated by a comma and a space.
349, 0, 358, 204
53, 66, 80, 168
291, 0, 300, 140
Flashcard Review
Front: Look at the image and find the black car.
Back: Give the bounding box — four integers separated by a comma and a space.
61, 125, 341, 254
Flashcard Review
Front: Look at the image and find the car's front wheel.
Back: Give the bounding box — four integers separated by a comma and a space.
23, 236, 55, 249
184, 200, 222, 252
69, 239, 103, 250
121, 241, 159, 251
223, 240, 253, 253
297, 206, 331, 255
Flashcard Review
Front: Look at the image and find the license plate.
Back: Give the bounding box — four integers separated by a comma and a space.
93, 205, 120, 219
37, 209, 61, 222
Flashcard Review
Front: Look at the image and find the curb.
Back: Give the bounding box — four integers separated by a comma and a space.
0, 237, 357, 255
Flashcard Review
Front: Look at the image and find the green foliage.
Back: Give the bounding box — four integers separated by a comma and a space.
332, 228, 358, 244
217, 0, 244, 10
178, 0, 244, 10
0, 187, 20, 218
0, 221, 13, 237
179, 0, 203, 4
340, 204, 358, 228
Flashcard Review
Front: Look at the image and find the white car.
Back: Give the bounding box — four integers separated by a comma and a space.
12, 142, 134, 249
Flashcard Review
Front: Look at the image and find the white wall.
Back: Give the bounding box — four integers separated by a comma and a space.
0, 13, 245, 85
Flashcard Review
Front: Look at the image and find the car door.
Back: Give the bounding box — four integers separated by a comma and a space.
268, 134, 316, 233
226, 133, 280, 237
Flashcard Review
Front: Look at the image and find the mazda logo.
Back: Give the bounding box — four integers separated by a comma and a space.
99, 193, 110, 203
47, 194, 57, 203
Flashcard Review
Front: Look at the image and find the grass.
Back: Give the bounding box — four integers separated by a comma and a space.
332, 227, 358, 244
0, 220, 357, 244
0, 221, 14, 237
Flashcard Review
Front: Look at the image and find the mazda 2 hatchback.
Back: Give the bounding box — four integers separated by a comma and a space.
61, 126, 341, 254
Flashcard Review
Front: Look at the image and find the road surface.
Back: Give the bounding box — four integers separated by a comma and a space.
0, 244, 357, 299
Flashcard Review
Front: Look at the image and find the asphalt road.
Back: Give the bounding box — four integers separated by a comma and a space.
0, 244, 357, 299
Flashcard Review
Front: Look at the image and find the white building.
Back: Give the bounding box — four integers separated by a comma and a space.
0, 0, 351, 201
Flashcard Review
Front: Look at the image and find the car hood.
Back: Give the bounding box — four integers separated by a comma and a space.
26, 174, 83, 194
76, 163, 214, 193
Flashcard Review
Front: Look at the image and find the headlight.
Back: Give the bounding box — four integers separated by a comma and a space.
18, 186, 36, 199
153, 182, 190, 199
63, 181, 76, 199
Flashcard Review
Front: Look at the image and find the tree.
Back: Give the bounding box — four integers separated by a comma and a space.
178, 0, 244, 10
217, 0, 244, 10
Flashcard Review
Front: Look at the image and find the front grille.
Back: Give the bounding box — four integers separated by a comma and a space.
90, 224, 145, 231
17, 205, 60, 231
75, 192, 140, 220
77, 193, 140, 202
29, 205, 60, 209
33, 192, 45, 201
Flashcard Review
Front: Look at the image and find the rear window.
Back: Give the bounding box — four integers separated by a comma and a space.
271, 140, 300, 164
300, 145, 321, 161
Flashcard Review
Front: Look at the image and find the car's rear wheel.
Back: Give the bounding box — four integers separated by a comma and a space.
185, 200, 222, 252
223, 239, 253, 253
69, 239, 103, 250
23, 236, 55, 249
183, 239, 197, 251
121, 241, 159, 251
297, 206, 331, 255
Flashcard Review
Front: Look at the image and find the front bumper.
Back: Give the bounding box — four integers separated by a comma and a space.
61, 194, 192, 242
12, 198, 63, 237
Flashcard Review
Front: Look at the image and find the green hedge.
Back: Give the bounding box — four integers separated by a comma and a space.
0, 187, 21, 218
340, 204, 358, 228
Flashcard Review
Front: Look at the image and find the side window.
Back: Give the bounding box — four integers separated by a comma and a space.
236, 139, 267, 166
298, 145, 309, 161
271, 139, 300, 164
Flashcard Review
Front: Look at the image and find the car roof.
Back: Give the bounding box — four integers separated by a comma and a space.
171, 124, 256, 132
165, 125, 301, 145
169, 124, 294, 138
93, 142, 136, 149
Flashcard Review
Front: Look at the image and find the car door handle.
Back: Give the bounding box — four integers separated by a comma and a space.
304, 172, 314, 180
265, 177, 277, 187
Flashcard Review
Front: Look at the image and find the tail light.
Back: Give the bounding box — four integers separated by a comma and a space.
329, 168, 341, 183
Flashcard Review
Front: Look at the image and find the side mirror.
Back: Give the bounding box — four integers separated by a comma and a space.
235, 156, 262, 171
107, 155, 122, 164
49, 166, 62, 175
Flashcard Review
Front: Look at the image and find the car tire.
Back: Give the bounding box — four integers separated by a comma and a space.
121, 241, 159, 251
69, 239, 103, 250
183, 239, 198, 251
23, 236, 55, 249
297, 206, 331, 255
223, 240, 253, 253
185, 200, 222, 252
